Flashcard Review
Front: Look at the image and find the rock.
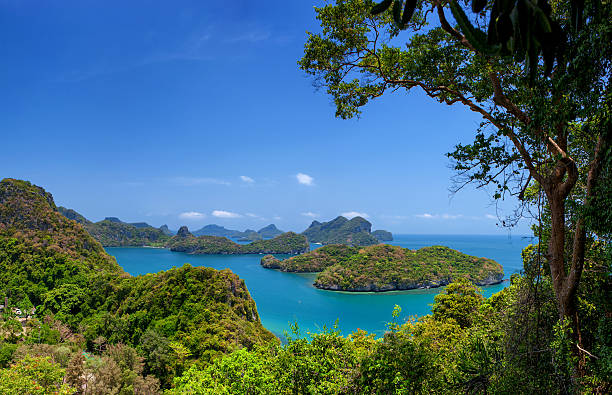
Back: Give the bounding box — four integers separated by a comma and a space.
260, 255, 282, 269
177, 226, 192, 238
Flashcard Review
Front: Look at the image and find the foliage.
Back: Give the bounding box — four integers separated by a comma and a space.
265, 243, 504, 291
171, 261, 610, 393
166, 230, 309, 255
84, 219, 170, 247
0, 355, 73, 395
0, 178, 277, 389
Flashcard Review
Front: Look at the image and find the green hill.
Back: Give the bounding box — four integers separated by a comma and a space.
262, 244, 503, 291
167, 227, 309, 254
84, 218, 170, 247
57, 208, 171, 247
301, 216, 391, 246
0, 178, 275, 378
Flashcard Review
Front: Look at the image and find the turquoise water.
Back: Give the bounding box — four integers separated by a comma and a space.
106, 234, 532, 338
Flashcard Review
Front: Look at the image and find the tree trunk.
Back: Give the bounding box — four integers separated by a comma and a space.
546, 189, 575, 320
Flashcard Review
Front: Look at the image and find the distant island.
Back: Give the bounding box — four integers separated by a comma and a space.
193, 223, 284, 241
58, 207, 390, 249
58, 208, 170, 247
261, 244, 503, 292
301, 216, 392, 246
167, 226, 309, 255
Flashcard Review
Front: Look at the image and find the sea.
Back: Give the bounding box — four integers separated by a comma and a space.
106, 234, 533, 339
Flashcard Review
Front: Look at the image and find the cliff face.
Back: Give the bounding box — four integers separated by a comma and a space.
301, 216, 391, 246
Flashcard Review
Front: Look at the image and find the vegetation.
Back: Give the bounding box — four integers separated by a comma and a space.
0, 178, 275, 390
83, 219, 170, 247
263, 244, 504, 291
166, 228, 309, 255
371, 229, 393, 241
302, 215, 391, 246
168, 266, 611, 394
57, 207, 171, 247
262, 244, 359, 272
299, 0, 610, 376
193, 224, 284, 240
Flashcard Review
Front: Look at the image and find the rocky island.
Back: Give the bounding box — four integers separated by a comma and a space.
301, 215, 392, 246
261, 244, 503, 291
167, 226, 309, 254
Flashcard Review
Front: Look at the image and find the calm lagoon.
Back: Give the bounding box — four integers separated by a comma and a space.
106, 234, 532, 338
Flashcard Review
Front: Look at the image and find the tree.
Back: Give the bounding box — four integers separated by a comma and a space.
299, 0, 610, 363
0, 355, 73, 395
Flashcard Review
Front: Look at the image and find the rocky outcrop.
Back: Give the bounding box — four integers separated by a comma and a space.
177, 226, 192, 238
260, 255, 282, 269
301, 216, 391, 246
372, 230, 393, 241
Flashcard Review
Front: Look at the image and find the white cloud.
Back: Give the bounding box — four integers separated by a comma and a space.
212, 210, 242, 218
416, 213, 435, 219
245, 213, 264, 220
179, 211, 206, 220
296, 173, 314, 186
485, 214, 497, 220
341, 211, 369, 219
380, 215, 410, 220
172, 177, 230, 186
273, 216, 282, 221
240, 175, 255, 183
301, 212, 318, 218
416, 213, 463, 220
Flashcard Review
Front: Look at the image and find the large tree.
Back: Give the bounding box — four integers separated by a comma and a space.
299, 0, 610, 357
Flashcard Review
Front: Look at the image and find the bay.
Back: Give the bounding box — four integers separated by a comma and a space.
106, 234, 532, 338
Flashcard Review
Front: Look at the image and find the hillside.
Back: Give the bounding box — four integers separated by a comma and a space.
262, 244, 503, 291
0, 178, 275, 387
167, 227, 309, 254
301, 216, 391, 246
84, 218, 170, 247
57, 209, 171, 247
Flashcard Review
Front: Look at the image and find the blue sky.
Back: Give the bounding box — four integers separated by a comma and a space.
0, 0, 531, 235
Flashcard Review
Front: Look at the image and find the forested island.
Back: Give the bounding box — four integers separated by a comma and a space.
261, 244, 504, 291
302, 215, 392, 245
166, 226, 309, 254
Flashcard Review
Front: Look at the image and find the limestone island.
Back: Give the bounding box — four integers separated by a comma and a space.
261, 244, 503, 292
302, 215, 393, 246
166, 226, 309, 255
